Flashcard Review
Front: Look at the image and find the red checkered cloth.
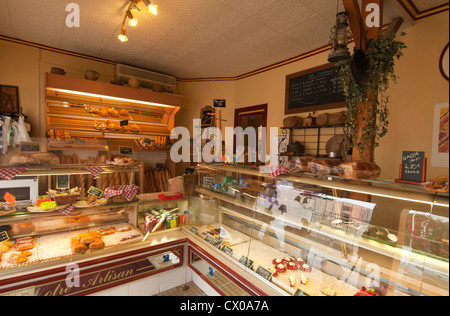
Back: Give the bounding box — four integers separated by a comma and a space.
267, 165, 288, 179
58, 205, 75, 216
0, 168, 27, 181
83, 167, 104, 177
104, 185, 140, 201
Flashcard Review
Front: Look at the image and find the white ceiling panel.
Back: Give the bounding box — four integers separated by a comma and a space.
0, 0, 437, 79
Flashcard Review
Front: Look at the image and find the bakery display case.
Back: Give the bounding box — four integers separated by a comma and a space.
186, 163, 449, 296
0, 162, 145, 276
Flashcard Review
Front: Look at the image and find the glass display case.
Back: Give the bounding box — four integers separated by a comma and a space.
186, 163, 449, 297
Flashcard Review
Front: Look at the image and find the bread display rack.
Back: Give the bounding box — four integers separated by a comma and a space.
45, 73, 181, 153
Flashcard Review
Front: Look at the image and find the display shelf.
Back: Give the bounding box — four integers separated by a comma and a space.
188, 164, 449, 296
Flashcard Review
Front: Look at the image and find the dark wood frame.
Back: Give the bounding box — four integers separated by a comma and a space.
201, 105, 215, 127
285, 63, 346, 115
0, 85, 20, 115
234, 104, 268, 129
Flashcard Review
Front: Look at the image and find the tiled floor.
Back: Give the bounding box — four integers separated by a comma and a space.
154, 282, 207, 296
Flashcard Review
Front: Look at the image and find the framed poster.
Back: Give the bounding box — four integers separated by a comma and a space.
431, 103, 449, 167
0, 85, 20, 115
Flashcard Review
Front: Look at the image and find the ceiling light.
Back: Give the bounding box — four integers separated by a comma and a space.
127, 11, 138, 26
143, 0, 158, 15
118, 27, 128, 42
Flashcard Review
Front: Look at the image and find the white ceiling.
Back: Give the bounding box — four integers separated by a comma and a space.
0, 0, 447, 79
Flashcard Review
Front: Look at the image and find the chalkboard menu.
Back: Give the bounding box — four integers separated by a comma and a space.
400, 151, 427, 183
201, 106, 215, 127
285, 63, 346, 115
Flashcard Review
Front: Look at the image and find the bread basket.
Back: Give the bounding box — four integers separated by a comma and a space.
49, 194, 80, 205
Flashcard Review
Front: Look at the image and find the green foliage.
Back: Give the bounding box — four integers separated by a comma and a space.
339, 31, 407, 158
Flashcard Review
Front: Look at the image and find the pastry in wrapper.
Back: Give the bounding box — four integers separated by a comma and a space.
424, 175, 449, 192
308, 158, 342, 175
338, 161, 381, 180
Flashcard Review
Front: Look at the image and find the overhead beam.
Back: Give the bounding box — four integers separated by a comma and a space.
382, 17, 404, 40
342, 0, 368, 51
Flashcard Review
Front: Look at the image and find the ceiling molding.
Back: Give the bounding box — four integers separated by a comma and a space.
397, 0, 449, 20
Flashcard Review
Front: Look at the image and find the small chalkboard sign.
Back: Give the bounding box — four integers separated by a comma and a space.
190, 226, 199, 235
87, 186, 103, 198
120, 120, 129, 127
56, 175, 70, 190
204, 235, 215, 244
0, 231, 9, 243
255, 266, 273, 281
120, 146, 133, 155
238, 255, 254, 270
396, 151, 427, 185
20, 142, 40, 152
201, 106, 215, 127
221, 245, 233, 256
213, 237, 224, 248
213, 99, 226, 108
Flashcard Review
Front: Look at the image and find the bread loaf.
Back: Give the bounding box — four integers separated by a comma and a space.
338, 161, 381, 180
294, 156, 315, 173
10, 152, 60, 166
283, 116, 303, 128
308, 158, 342, 175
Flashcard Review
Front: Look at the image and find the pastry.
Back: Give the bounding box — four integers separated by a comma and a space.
268, 267, 278, 277
116, 226, 131, 232
289, 275, 296, 288
282, 257, 293, 264
275, 263, 286, 273
300, 273, 308, 285
89, 239, 105, 250
308, 158, 342, 175
300, 264, 312, 272
321, 287, 337, 296
0, 244, 10, 253
287, 262, 298, 270
119, 109, 129, 116
71, 242, 88, 254
272, 258, 282, 265
338, 161, 381, 180
424, 175, 449, 193
295, 258, 305, 266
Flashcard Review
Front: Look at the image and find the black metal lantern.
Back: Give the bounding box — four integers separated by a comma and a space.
328, 11, 352, 63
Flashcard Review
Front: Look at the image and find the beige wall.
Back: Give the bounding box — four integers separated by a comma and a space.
178, 12, 449, 180
0, 40, 115, 138
1, 12, 448, 180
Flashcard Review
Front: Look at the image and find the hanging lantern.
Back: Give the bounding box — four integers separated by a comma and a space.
328, 12, 352, 64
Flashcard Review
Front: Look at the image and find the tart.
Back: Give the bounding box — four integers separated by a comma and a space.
275, 263, 286, 273
321, 287, 337, 297
272, 258, 282, 265
295, 258, 305, 266
300, 264, 312, 272
282, 257, 293, 264
287, 262, 298, 270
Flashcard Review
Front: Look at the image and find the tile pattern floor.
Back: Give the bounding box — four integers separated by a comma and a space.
154, 282, 207, 296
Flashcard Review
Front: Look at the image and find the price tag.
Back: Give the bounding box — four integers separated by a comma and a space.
87, 186, 103, 198
144, 138, 152, 145
255, 266, 273, 281
190, 226, 199, 235
213, 237, 224, 248
204, 235, 215, 244
163, 254, 170, 263
56, 175, 70, 190
238, 256, 254, 270
0, 231, 9, 243
208, 267, 214, 277
221, 245, 233, 256
120, 120, 129, 127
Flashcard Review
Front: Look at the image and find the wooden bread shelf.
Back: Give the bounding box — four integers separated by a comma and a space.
45, 73, 181, 151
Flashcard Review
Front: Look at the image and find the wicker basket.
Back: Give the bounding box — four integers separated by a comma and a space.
50, 194, 80, 205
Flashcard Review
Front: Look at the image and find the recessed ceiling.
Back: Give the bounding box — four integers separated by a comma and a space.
0, 0, 447, 79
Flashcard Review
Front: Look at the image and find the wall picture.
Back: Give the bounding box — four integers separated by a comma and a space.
431, 103, 449, 167
0, 85, 20, 114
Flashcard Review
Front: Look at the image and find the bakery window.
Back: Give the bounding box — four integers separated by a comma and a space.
186, 163, 449, 296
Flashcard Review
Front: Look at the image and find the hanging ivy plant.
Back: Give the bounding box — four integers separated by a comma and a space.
339, 31, 407, 159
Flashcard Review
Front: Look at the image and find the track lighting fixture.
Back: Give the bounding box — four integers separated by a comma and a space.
118, 0, 158, 42
118, 27, 128, 42
143, 0, 158, 15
